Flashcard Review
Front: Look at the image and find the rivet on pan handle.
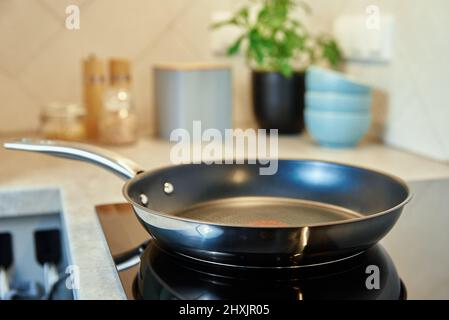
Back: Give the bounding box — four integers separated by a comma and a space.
139, 194, 149, 206
163, 182, 174, 195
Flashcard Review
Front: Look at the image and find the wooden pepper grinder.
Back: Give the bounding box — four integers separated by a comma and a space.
83, 55, 105, 140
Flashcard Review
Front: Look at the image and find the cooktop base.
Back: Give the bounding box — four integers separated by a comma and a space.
96, 203, 406, 300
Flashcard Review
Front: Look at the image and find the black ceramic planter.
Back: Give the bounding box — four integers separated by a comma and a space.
252, 71, 305, 134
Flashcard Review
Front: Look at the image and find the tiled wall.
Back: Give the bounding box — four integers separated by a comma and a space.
0, 0, 448, 161
0, 0, 253, 135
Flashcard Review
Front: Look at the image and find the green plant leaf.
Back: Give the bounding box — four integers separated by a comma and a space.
210, 18, 238, 29
297, 1, 312, 15
211, 0, 342, 73
237, 7, 249, 21
279, 59, 293, 77
248, 28, 265, 65
318, 36, 343, 67
227, 35, 245, 55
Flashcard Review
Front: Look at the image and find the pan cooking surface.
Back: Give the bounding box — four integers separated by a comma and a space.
172, 197, 362, 227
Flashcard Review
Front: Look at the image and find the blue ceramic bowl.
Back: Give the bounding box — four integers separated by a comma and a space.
305, 91, 372, 113
306, 66, 371, 94
305, 109, 371, 148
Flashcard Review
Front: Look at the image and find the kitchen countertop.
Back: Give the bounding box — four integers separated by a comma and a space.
1, 135, 449, 299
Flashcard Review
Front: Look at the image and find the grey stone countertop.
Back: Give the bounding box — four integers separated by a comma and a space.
1, 135, 449, 299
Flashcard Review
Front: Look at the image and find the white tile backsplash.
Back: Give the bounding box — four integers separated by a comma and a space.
0, 0, 60, 75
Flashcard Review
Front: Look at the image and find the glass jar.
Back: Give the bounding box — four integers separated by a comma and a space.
99, 86, 137, 145
99, 59, 138, 145
40, 102, 86, 141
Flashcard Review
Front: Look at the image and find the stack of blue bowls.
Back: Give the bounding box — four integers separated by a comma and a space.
304, 66, 372, 148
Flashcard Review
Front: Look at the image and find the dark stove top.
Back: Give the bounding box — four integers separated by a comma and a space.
96, 203, 406, 300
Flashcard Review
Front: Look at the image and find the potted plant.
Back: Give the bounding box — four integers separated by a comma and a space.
213, 0, 342, 134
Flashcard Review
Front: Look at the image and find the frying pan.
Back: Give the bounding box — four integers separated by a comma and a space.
4, 139, 411, 268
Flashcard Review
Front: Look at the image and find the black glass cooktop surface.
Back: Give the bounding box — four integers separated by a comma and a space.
97, 203, 406, 300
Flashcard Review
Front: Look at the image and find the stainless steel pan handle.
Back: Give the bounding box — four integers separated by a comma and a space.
3, 139, 144, 180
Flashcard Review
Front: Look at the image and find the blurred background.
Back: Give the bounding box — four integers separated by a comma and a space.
0, 0, 448, 161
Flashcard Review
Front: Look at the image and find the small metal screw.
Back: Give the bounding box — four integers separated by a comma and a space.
139, 194, 149, 206
163, 182, 174, 195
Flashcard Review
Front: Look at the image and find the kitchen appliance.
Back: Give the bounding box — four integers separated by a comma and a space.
4, 139, 411, 268
97, 203, 406, 300
0, 233, 13, 300
34, 229, 62, 296
0, 188, 74, 300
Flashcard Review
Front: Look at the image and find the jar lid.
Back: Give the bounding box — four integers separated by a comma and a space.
154, 62, 230, 71
42, 102, 86, 118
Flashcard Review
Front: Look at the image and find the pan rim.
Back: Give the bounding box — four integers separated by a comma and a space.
122, 159, 412, 229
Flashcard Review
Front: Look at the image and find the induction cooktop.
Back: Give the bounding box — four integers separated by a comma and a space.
96, 203, 406, 300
